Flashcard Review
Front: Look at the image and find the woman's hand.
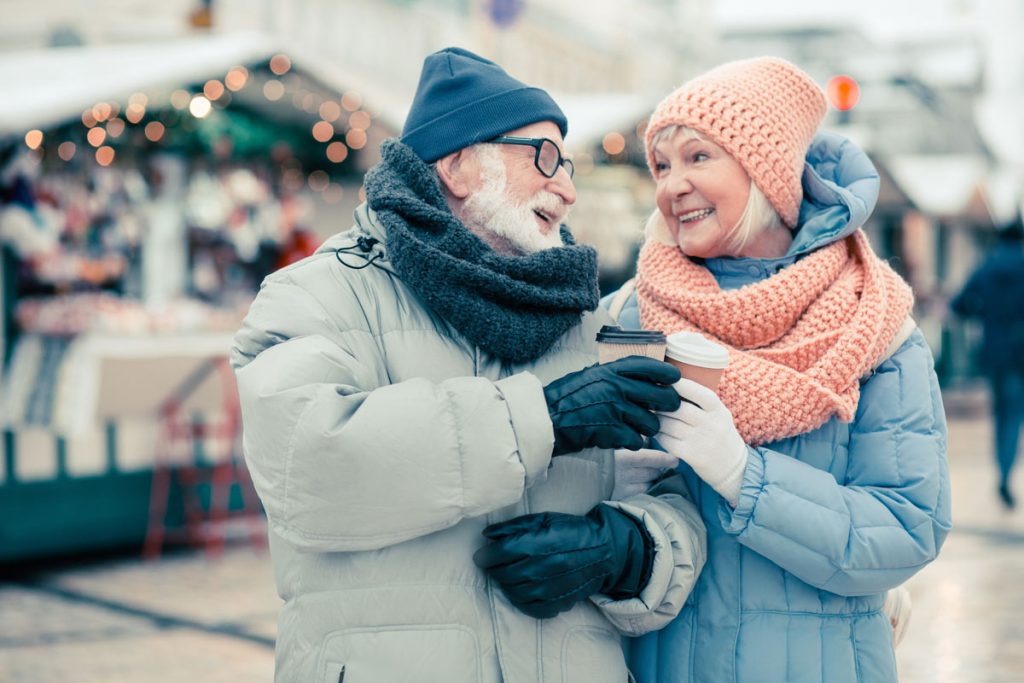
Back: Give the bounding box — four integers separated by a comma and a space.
657, 379, 748, 507
612, 448, 679, 500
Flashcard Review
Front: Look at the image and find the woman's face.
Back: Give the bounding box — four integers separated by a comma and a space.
652, 129, 751, 259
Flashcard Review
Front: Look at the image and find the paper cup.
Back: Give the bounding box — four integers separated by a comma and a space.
595, 326, 667, 363
665, 332, 729, 392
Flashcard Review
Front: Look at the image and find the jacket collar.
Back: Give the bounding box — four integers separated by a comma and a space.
316, 203, 396, 275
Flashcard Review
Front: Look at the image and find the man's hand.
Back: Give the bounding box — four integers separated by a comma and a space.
544, 357, 682, 456
657, 379, 748, 507
473, 504, 653, 619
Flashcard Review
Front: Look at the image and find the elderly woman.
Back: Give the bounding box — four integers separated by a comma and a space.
604, 57, 951, 682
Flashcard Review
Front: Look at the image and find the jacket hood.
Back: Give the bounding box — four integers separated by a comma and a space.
787, 130, 880, 256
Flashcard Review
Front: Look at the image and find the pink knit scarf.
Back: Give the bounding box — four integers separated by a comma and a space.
636, 230, 914, 446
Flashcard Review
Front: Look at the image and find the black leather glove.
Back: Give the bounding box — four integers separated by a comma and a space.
472, 504, 654, 620
543, 357, 682, 455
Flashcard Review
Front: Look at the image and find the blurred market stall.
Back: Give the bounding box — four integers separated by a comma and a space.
0, 32, 394, 562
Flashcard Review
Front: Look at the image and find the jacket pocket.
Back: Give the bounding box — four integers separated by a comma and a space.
319, 625, 482, 683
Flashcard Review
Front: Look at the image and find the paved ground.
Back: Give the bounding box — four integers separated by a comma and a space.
1, 413, 1022, 682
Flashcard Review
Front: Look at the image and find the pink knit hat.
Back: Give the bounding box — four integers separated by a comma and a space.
644, 56, 827, 228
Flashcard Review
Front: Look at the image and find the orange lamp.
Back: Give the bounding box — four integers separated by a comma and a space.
827, 75, 860, 112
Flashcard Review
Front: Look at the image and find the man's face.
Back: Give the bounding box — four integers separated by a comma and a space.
459, 120, 577, 255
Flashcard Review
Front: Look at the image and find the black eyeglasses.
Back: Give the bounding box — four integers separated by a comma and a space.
488, 136, 574, 179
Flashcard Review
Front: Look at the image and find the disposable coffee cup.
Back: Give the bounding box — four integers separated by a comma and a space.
664, 332, 729, 392
595, 326, 667, 364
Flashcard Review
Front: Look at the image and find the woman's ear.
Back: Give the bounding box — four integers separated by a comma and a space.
435, 148, 478, 199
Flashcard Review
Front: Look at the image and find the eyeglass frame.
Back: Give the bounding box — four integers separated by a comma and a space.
487, 136, 575, 179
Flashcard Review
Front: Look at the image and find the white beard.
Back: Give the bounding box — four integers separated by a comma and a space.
461, 145, 567, 254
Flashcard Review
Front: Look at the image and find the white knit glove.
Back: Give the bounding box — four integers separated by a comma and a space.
883, 586, 913, 647
657, 379, 749, 507
611, 448, 679, 500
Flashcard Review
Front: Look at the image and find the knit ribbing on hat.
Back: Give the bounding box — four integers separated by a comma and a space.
635, 229, 914, 446
644, 57, 827, 228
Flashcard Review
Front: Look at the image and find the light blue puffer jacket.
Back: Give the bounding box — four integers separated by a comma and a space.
604, 131, 952, 682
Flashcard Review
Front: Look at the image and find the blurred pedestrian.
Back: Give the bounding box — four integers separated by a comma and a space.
231, 47, 705, 682
951, 215, 1024, 508
602, 56, 952, 682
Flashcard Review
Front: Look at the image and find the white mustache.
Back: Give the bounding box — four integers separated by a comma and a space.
529, 192, 570, 224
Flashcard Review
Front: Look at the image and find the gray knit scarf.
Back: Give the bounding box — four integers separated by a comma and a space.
364, 139, 599, 363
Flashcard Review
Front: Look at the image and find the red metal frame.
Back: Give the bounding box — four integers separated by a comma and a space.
142, 356, 264, 560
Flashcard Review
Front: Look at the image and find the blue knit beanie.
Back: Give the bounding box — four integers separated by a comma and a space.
400, 47, 568, 163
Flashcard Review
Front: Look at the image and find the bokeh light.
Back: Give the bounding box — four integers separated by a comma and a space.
312, 121, 335, 143
24, 129, 43, 149
125, 105, 145, 124
319, 101, 341, 122
92, 102, 112, 122
326, 141, 349, 163
170, 90, 191, 110
263, 80, 285, 101
225, 67, 249, 91
341, 91, 362, 112
308, 170, 330, 192
86, 127, 107, 147
144, 121, 165, 142
270, 54, 291, 75
106, 118, 125, 138
189, 95, 212, 118
95, 146, 115, 166
573, 152, 595, 176
57, 141, 77, 161
345, 129, 367, 149
827, 74, 860, 112
349, 110, 371, 130
602, 132, 626, 156
203, 80, 225, 100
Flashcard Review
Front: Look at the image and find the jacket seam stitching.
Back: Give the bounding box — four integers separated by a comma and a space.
851, 611, 864, 680
741, 608, 884, 617
893, 355, 906, 489
280, 392, 317, 537
444, 384, 469, 517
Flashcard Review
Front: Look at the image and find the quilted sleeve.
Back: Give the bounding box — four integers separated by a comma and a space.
232, 275, 554, 553
591, 473, 707, 635
718, 331, 952, 596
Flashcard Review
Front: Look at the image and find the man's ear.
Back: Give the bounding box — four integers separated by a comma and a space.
435, 148, 477, 199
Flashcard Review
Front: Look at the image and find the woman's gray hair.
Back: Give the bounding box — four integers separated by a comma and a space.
648, 125, 787, 254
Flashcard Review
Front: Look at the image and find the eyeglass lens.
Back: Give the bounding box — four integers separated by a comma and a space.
538, 139, 574, 178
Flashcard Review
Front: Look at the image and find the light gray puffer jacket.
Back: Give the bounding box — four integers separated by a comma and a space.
231, 205, 707, 683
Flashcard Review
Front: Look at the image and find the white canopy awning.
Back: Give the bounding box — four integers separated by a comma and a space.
0, 32, 277, 136
0, 32, 658, 153
975, 95, 1024, 166
981, 164, 1024, 224
886, 154, 989, 217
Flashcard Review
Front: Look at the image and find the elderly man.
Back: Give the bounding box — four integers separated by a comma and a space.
232, 47, 705, 682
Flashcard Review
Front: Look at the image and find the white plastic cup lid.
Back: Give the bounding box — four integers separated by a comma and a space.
665, 332, 729, 369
